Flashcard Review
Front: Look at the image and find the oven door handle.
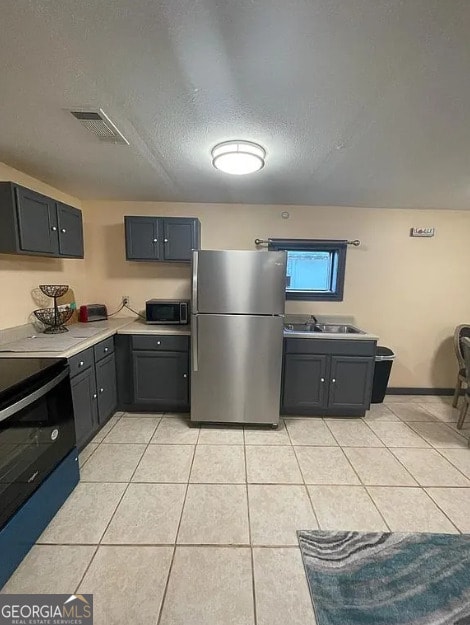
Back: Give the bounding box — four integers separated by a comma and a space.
0, 368, 69, 423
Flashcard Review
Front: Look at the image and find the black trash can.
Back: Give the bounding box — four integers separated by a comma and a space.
371, 347, 395, 403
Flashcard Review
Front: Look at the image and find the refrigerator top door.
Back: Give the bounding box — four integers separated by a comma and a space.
192, 250, 287, 315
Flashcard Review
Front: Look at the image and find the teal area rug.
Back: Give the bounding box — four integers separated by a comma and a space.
298, 531, 470, 625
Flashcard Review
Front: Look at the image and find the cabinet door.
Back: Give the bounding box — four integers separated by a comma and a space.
163, 218, 199, 261
282, 354, 328, 412
328, 356, 374, 410
132, 350, 189, 410
70, 367, 98, 450
125, 216, 160, 260
56, 203, 84, 257
15, 186, 58, 254
96, 353, 118, 424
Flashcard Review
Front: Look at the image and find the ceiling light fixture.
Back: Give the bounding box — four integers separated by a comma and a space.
211, 141, 265, 175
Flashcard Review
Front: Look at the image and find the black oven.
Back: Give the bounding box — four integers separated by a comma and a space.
0, 358, 75, 530
145, 299, 189, 324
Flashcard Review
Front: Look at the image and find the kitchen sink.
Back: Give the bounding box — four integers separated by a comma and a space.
284, 322, 364, 334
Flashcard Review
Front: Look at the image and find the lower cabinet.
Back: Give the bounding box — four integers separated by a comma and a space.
282, 339, 376, 416
132, 351, 189, 410
96, 353, 118, 424
115, 334, 190, 412
283, 354, 328, 411
70, 367, 98, 448
69, 339, 117, 449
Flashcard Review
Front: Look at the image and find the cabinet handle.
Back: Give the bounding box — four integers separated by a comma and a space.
92, 393, 97, 399
320, 378, 325, 383
157, 341, 161, 345
61, 228, 66, 233
153, 238, 158, 243
331, 378, 336, 383
99, 388, 104, 393
51, 226, 57, 232
79, 361, 84, 367
183, 373, 187, 378
164, 238, 169, 243
104, 347, 109, 353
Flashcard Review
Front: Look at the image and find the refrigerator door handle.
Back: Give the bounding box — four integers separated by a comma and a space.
192, 315, 199, 372
192, 251, 198, 314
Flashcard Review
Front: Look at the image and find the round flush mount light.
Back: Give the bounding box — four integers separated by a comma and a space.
211, 140, 266, 175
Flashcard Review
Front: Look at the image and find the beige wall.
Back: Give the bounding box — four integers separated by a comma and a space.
0, 162, 85, 329
82, 200, 470, 389
0, 157, 466, 390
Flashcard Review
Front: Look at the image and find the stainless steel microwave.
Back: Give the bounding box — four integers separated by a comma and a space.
145, 299, 189, 325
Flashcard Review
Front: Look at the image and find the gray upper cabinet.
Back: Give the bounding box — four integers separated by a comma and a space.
163, 217, 200, 261
15, 186, 59, 255
125, 216, 160, 260
0, 182, 84, 258
56, 202, 84, 257
125, 215, 200, 262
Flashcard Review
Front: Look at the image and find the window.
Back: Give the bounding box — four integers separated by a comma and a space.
268, 239, 347, 301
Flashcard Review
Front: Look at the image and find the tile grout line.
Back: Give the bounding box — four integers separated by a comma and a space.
387, 446, 470, 487
322, 419, 391, 530
284, 419, 321, 529
432, 447, 470, 484
243, 433, 258, 625
370, 446, 462, 534
73, 415, 161, 591
360, 413, 431, 449
422, 488, 462, 534
156, 434, 199, 625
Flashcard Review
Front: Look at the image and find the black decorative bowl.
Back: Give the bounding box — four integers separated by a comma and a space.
39, 284, 69, 299
34, 307, 73, 334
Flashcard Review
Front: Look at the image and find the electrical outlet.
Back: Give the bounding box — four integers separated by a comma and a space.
122, 295, 129, 306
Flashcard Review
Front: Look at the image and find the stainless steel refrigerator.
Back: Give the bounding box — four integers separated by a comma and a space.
191, 249, 287, 426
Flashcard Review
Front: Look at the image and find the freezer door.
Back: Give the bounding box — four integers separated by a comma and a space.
191, 314, 283, 425
192, 250, 287, 315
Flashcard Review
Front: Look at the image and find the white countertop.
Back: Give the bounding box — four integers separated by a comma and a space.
0, 317, 190, 359
0, 313, 377, 359
117, 319, 191, 335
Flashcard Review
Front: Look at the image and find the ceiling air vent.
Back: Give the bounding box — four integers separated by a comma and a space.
70, 109, 129, 145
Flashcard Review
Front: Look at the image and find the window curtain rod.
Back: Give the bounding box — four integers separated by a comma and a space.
254, 238, 361, 247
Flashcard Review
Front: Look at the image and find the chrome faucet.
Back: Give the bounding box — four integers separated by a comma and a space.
304, 314, 318, 328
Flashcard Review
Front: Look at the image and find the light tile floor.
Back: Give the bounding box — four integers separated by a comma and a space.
3, 397, 470, 625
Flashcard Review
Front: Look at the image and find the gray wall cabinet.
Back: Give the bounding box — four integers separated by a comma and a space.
56, 202, 84, 257
282, 338, 376, 416
125, 216, 200, 262
69, 338, 117, 449
0, 182, 84, 258
115, 333, 190, 412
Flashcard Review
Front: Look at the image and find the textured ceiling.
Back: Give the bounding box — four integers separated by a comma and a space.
1, 0, 470, 208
